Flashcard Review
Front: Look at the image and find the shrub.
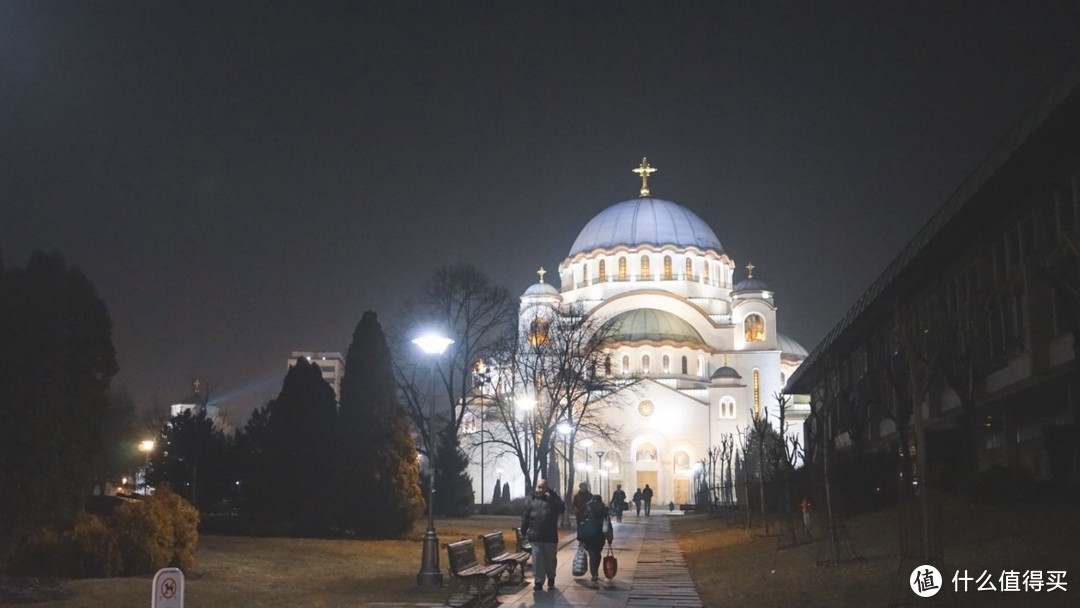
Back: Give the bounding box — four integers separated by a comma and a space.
69, 514, 120, 577
114, 486, 199, 574
13, 527, 73, 576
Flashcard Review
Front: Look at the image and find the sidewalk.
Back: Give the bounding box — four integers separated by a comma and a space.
497, 514, 703, 608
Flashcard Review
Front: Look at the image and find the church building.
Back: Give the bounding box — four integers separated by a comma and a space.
468, 160, 809, 506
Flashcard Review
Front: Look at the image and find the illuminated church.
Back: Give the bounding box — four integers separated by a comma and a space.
470, 159, 809, 506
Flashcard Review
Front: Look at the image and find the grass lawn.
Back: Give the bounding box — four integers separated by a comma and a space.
671, 498, 1080, 607
0, 515, 523, 607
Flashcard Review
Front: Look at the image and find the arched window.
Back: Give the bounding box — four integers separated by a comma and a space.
636, 443, 658, 462
528, 317, 549, 346
753, 368, 761, 419
642, 354, 650, 374
703, 261, 710, 284
641, 255, 651, 279
604, 356, 612, 376
674, 450, 690, 470
618, 257, 628, 281
681, 356, 688, 375
621, 355, 630, 375
583, 264, 589, 285
685, 258, 693, 280
599, 259, 607, 282
744, 314, 766, 343
719, 397, 737, 419
662, 355, 670, 374
663, 255, 673, 279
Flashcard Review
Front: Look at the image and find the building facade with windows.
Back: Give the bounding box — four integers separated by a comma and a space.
788, 61, 1080, 481
465, 162, 809, 505
288, 351, 345, 402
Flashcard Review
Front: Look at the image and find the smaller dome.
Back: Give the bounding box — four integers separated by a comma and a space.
734, 277, 770, 291
601, 308, 706, 345
710, 366, 742, 380
523, 282, 559, 297
777, 333, 808, 360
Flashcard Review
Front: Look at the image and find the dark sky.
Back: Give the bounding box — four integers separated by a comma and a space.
4, 1, 1080, 423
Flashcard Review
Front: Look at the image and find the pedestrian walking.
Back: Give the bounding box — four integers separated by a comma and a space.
611, 484, 627, 522
571, 482, 592, 528
633, 488, 642, 516
642, 484, 654, 516
800, 497, 812, 531
522, 479, 565, 591
576, 494, 613, 583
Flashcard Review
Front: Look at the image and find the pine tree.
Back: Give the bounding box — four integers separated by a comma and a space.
434, 425, 474, 516
502, 481, 510, 503
492, 478, 502, 505
337, 312, 424, 537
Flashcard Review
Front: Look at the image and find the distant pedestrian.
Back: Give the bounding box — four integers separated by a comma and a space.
611, 484, 627, 522
642, 484, 654, 516
633, 488, 642, 516
800, 497, 812, 531
522, 479, 565, 591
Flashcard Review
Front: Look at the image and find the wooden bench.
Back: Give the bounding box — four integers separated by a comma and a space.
443, 539, 507, 608
479, 530, 530, 583
512, 526, 533, 554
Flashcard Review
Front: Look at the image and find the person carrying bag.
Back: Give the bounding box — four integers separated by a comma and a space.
577, 495, 613, 582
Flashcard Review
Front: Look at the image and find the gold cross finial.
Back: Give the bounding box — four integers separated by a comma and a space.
746, 262, 755, 279
193, 379, 201, 395
632, 157, 657, 197
537, 267, 547, 283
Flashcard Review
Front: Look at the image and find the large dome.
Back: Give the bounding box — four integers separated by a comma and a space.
569, 198, 723, 257
600, 308, 706, 345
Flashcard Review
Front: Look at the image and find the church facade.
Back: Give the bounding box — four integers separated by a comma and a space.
467, 161, 808, 506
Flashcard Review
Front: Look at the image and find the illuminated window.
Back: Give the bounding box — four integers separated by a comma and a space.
618, 257, 628, 281
641, 255, 651, 279
583, 264, 589, 284
719, 397, 736, 419
662, 355, 670, 373
642, 354, 650, 374
621, 355, 630, 374
703, 261, 710, 284
744, 314, 766, 343
529, 317, 550, 346
681, 356, 688, 375
636, 443, 658, 462
599, 259, 607, 282
674, 450, 690, 470
664, 255, 673, 279
685, 258, 693, 280
753, 369, 760, 419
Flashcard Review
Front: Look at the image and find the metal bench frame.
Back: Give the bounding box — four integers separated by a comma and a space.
479, 530, 530, 583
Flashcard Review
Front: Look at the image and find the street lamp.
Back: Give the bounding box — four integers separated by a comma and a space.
595, 450, 605, 498
138, 439, 156, 495
413, 333, 454, 588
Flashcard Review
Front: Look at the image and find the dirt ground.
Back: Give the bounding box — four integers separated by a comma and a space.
670, 498, 1080, 607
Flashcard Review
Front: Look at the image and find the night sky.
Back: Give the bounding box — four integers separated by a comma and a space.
4, 2, 1080, 423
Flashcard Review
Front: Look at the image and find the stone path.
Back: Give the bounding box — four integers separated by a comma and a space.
495, 514, 703, 608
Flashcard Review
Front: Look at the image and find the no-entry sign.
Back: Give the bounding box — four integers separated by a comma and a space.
152, 567, 184, 607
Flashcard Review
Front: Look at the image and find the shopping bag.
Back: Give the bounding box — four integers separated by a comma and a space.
602, 516, 611, 535
572, 544, 587, 576
602, 544, 618, 579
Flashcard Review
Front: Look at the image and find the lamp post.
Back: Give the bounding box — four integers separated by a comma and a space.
595, 450, 605, 498
138, 439, 155, 495
413, 333, 454, 588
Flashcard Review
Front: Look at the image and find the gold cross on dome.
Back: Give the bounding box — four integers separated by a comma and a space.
537, 267, 547, 283
746, 262, 755, 279
632, 157, 657, 197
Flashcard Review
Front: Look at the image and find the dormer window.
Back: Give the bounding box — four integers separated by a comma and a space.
663, 255, 673, 280
618, 257, 628, 281
599, 259, 607, 282
745, 314, 766, 343
641, 255, 651, 279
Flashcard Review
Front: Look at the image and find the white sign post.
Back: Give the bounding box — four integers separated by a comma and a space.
151, 567, 184, 608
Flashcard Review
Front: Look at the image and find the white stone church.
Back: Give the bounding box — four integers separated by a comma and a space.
465, 160, 808, 507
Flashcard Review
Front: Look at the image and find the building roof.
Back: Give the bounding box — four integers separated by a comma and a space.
734, 277, 770, 291
788, 59, 1080, 393
600, 308, 706, 345
710, 366, 742, 380
522, 281, 560, 297
569, 198, 723, 257
777, 333, 809, 360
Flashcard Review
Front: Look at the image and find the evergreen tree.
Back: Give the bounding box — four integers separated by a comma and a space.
0, 252, 119, 554
337, 311, 423, 537
147, 409, 233, 511
434, 425, 474, 516
492, 478, 502, 504
502, 481, 510, 503
241, 358, 337, 532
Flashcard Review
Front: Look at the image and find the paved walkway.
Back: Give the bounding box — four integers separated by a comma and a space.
496, 514, 702, 608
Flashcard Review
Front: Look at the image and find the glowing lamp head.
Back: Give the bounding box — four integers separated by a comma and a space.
412, 334, 454, 355
139, 440, 156, 453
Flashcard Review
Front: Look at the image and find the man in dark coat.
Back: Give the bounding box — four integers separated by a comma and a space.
522, 479, 565, 591
642, 484, 654, 516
